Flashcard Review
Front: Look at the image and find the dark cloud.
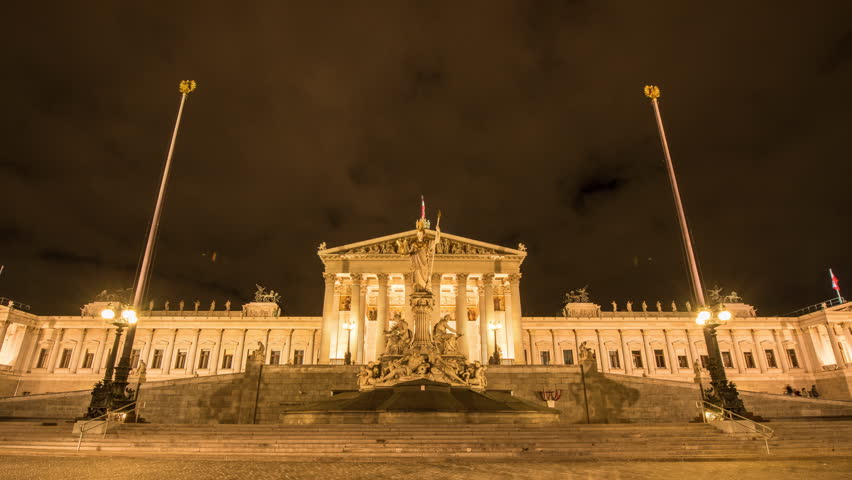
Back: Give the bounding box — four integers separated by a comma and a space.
1, 1, 851, 316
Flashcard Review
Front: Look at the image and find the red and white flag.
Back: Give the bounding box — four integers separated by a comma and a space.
830, 268, 840, 291
421, 195, 425, 219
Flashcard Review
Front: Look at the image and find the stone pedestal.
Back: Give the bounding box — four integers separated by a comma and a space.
241, 302, 280, 317
410, 292, 434, 347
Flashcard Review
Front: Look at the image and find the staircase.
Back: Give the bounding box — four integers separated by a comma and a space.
1, 421, 850, 459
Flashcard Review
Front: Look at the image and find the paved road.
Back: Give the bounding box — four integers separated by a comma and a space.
2, 455, 851, 480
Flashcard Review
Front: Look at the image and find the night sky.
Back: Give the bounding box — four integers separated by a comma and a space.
2, 1, 851, 317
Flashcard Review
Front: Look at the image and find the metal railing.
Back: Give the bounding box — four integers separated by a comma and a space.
0, 297, 31, 311
700, 400, 774, 454
76, 401, 136, 452
781, 296, 847, 318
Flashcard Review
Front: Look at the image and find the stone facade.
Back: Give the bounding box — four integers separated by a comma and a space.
2, 228, 852, 401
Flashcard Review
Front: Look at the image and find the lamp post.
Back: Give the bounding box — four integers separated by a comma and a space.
645, 85, 748, 416
488, 321, 502, 365
84, 304, 137, 418
343, 320, 356, 365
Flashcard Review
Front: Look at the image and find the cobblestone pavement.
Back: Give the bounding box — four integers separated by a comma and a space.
2, 455, 851, 480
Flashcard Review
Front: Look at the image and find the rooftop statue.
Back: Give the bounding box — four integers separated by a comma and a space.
401, 217, 441, 293
723, 291, 742, 303
707, 286, 724, 305
254, 284, 281, 304
565, 286, 590, 303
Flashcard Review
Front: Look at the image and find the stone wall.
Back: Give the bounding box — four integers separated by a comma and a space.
0, 389, 90, 419
136, 373, 245, 424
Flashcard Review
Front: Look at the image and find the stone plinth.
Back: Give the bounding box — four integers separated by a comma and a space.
409, 292, 434, 346
564, 302, 601, 317
241, 302, 280, 317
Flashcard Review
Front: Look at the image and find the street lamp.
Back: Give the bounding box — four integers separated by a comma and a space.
488, 321, 502, 365
343, 320, 356, 365
695, 306, 746, 416
84, 304, 137, 418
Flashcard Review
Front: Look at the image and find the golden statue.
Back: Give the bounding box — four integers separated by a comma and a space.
644, 85, 660, 100
179, 80, 197, 94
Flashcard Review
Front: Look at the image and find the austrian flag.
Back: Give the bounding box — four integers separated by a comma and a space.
831, 268, 840, 291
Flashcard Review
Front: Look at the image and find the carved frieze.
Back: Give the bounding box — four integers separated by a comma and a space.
335, 236, 500, 256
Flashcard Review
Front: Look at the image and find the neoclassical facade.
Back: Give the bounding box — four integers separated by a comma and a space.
1, 228, 851, 399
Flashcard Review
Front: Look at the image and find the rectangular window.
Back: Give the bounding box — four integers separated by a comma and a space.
764, 349, 778, 368
562, 349, 574, 365
743, 351, 756, 369
539, 350, 551, 365
198, 349, 210, 369
700, 355, 709, 368
82, 351, 94, 369
787, 348, 800, 368
221, 349, 234, 369
609, 350, 621, 369
59, 348, 73, 369
174, 349, 187, 369
270, 350, 281, 365
654, 349, 666, 368
721, 351, 734, 368
632, 350, 643, 368
151, 349, 164, 369
36, 348, 49, 369
293, 349, 305, 365
678, 355, 689, 368
130, 349, 141, 369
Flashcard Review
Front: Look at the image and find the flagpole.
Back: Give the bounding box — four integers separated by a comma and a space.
428, 211, 442, 287
831, 269, 843, 303
113, 80, 197, 399
645, 85, 706, 307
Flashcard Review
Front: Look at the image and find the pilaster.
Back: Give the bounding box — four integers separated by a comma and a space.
375, 273, 390, 358
319, 272, 337, 363
350, 273, 364, 363
481, 274, 495, 363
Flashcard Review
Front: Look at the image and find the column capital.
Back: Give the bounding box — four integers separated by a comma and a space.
456, 273, 469, 282
350, 273, 363, 284
323, 272, 336, 284
376, 273, 390, 284
482, 273, 495, 283
508, 273, 522, 283
403, 272, 414, 284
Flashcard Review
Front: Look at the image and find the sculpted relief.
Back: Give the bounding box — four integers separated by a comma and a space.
339, 237, 499, 256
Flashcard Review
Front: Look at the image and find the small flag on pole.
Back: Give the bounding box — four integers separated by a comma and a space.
421, 195, 425, 219
831, 268, 840, 291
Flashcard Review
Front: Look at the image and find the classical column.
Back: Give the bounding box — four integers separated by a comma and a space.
93, 328, 108, 374
729, 330, 744, 373
772, 329, 789, 372
350, 274, 364, 363
550, 329, 559, 364
750, 329, 768, 373
595, 329, 609, 373
431, 272, 443, 328
163, 328, 179, 374
319, 273, 337, 363
70, 328, 88, 374
264, 329, 272, 364
685, 329, 699, 367
481, 274, 495, 363
528, 329, 536, 364
141, 329, 156, 369
507, 274, 525, 364
284, 329, 294, 364
97, 328, 114, 373
619, 329, 632, 374
0, 320, 9, 354
236, 328, 248, 372
663, 329, 677, 373
801, 326, 822, 369
641, 329, 654, 374
375, 273, 390, 358
790, 327, 812, 372
309, 329, 317, 364
573, 329, 580, 366
826, 323, 846, 368
47, 328, 65, 373
404, 273, 414, 327
454, 274, 469, 357
211, 329, 224, 374
188, 328, 202, 374
13, 326, 39, 374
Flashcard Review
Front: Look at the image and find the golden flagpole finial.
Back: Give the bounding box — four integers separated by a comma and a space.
644, 85, 660, 100
179, 80, 197, 94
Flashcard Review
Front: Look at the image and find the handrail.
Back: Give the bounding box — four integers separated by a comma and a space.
700, 400, 774, 454
76, 401, 136, 452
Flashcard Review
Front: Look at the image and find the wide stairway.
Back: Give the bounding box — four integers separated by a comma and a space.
1, 420, 850, 459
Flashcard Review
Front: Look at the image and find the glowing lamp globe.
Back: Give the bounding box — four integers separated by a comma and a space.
101, 308, 116, 320
696, 310, 711, 325
718, 310, 732, 322
122, 309, 138, 324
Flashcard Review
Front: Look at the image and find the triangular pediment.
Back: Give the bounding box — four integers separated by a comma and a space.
319, 230, 526, 257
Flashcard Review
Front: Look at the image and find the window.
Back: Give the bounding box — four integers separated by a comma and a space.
562, 349, 574, 365
654, 349, 666, 368
721, 351, 733, 368
743, 351, 756, 369
609, 350, 621, 369
764, 349, 778, 368
36, 348, 49, 369
632, 350, 643, 368
82, 351, 94, 369
787, 348, 800, 368
700, 355, 709, 368
151, 349, 164, 369
221, 349, 234, 369
540, 350, 551, 365
198, 349, 210, 369
293, 349, 305, 365
59, 348, 72, 369
678, 355, 689, 368
130, 349, 141, 369
270, 350, 281, 365
174, 349, 187, 369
